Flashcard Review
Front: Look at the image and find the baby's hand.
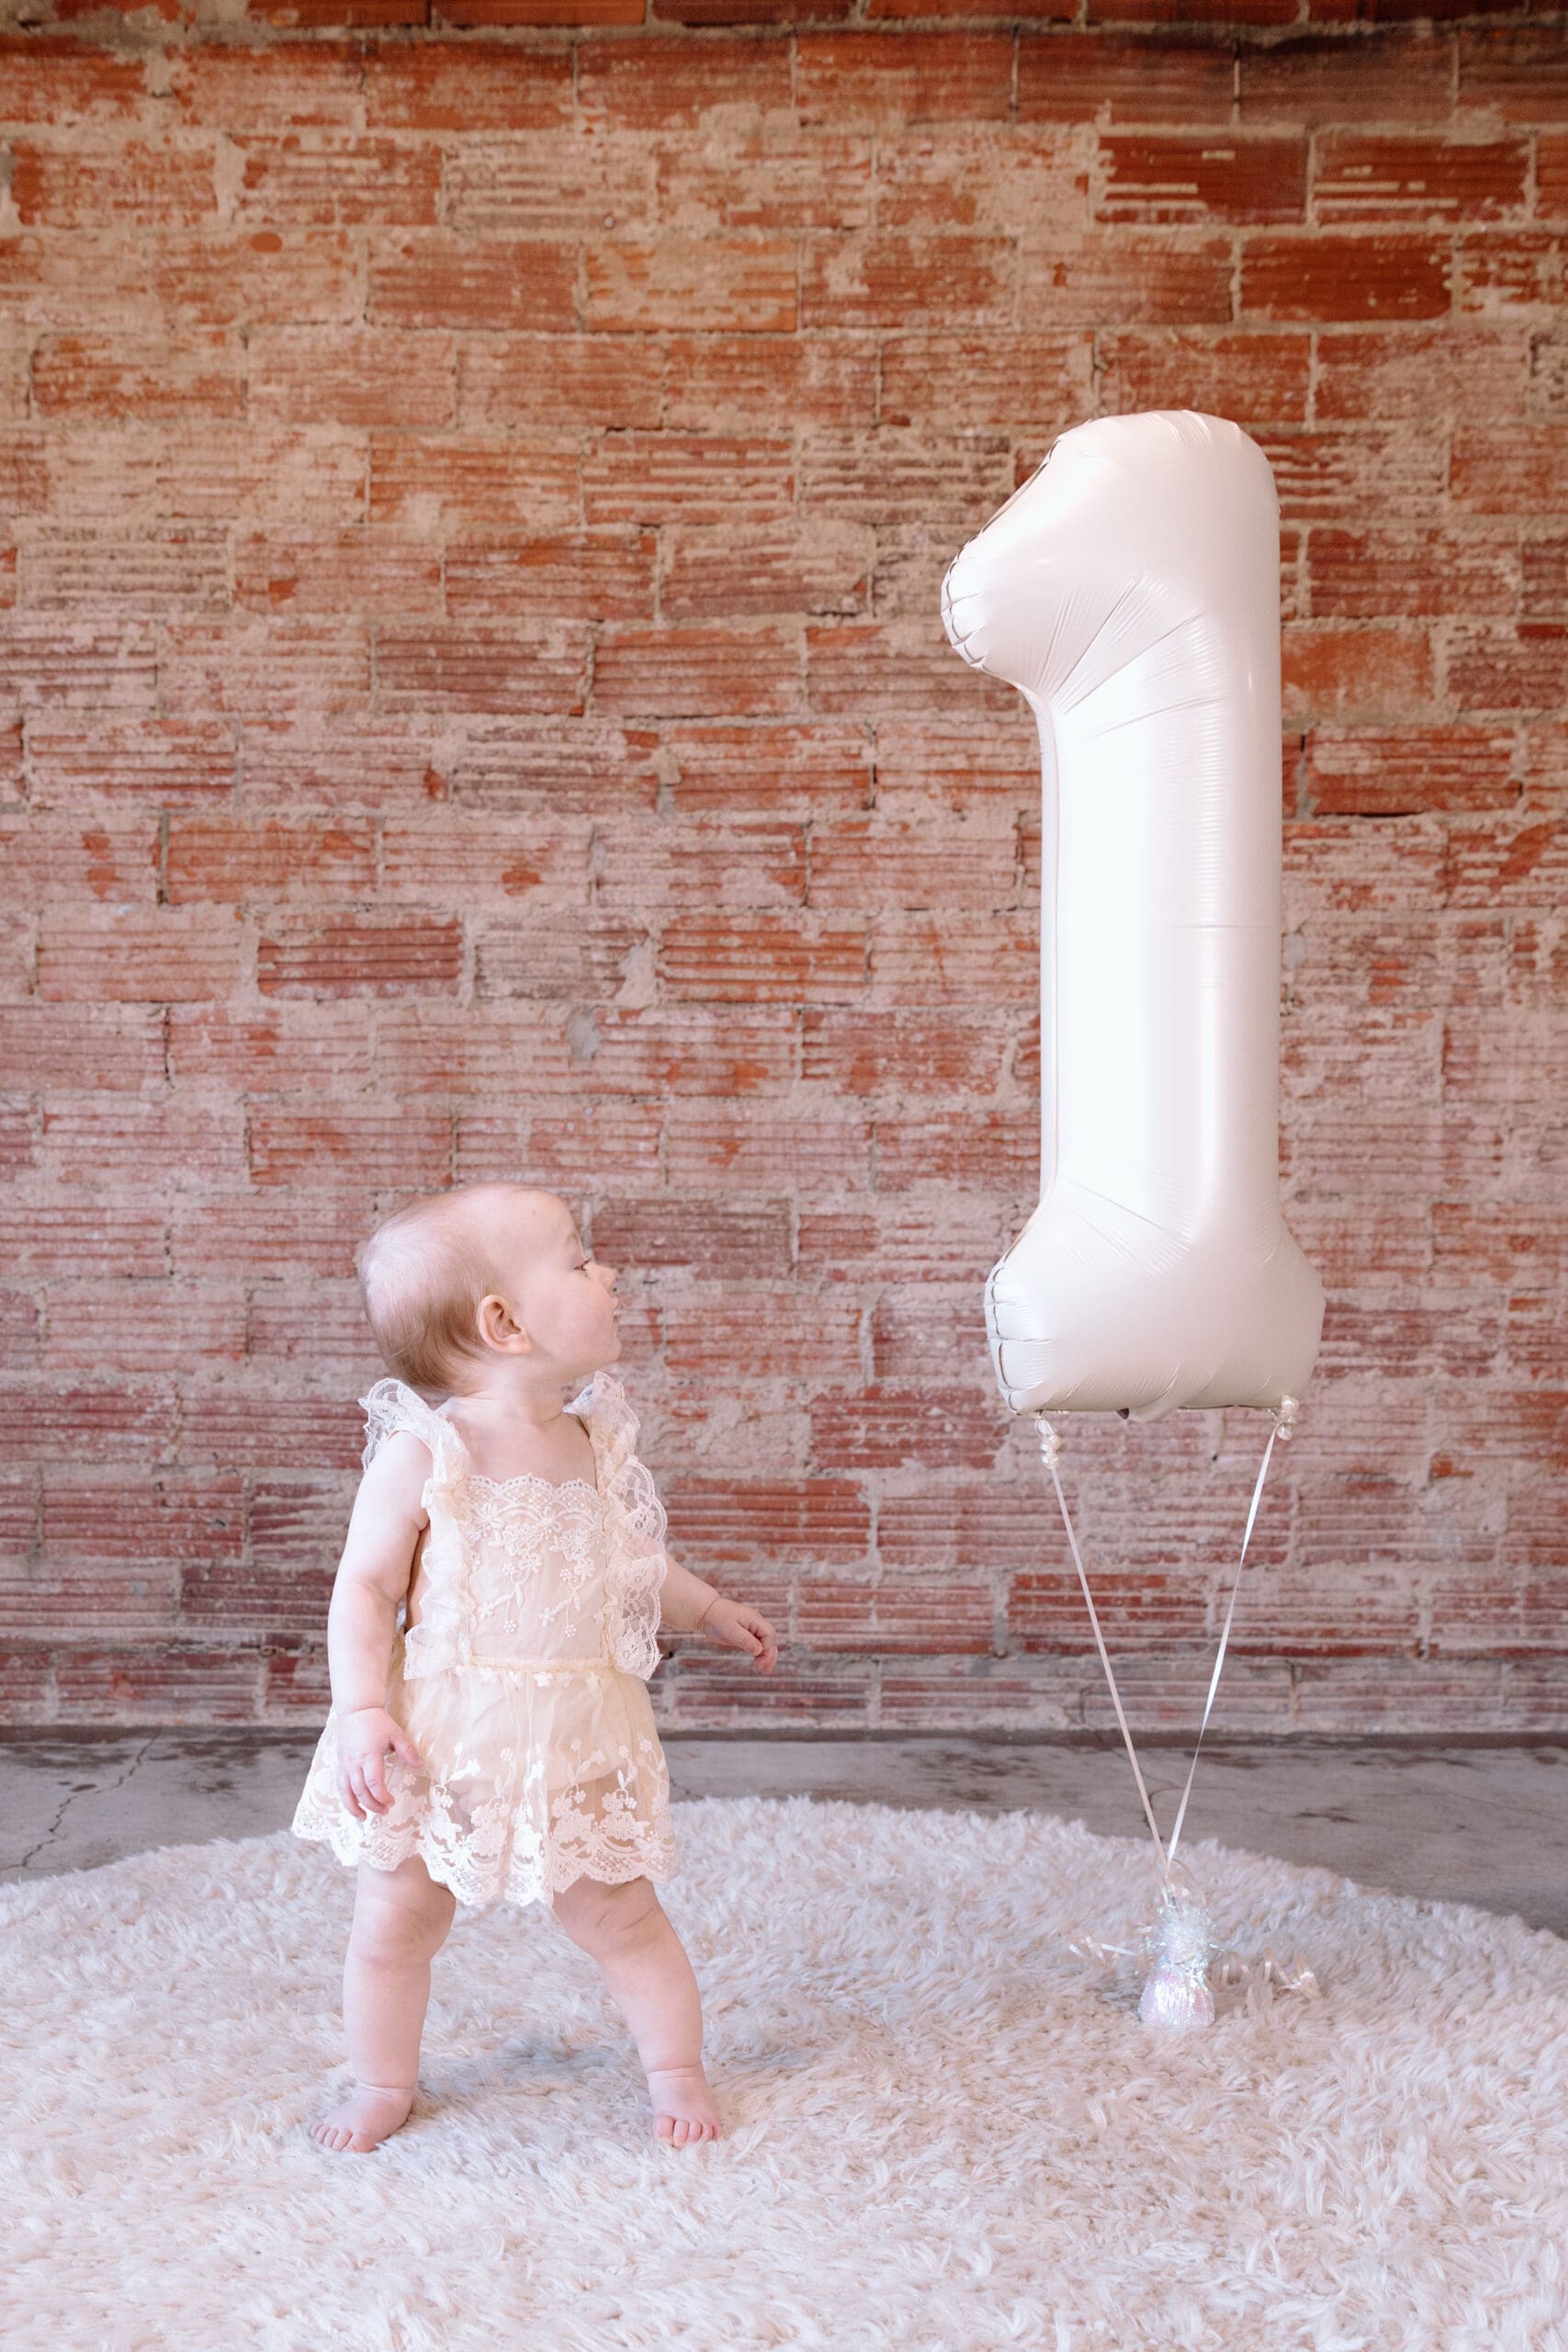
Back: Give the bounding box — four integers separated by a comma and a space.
698, 1597, 778, 1674
335, 1705, 423, 1819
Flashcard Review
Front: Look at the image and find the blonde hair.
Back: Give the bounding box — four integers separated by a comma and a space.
355, 1182, 560, 1398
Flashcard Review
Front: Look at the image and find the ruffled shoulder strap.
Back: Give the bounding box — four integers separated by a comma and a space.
357, 1376, 470, 1496
569, 1367, 670, 1680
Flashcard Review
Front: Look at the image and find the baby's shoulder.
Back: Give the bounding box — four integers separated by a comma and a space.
357, 1426, 434, 1522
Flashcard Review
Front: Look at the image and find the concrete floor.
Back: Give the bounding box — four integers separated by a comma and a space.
1, 1731, 1564, 1938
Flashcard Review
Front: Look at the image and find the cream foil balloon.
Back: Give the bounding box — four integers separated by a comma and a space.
941, 410, 1324, 1420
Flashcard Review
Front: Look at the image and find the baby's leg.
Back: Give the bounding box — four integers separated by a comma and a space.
309, 1852, 457, 2155
551, 1874, 721, 2145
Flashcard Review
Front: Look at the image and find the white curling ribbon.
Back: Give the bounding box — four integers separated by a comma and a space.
1039, 1408, 1294, 2029
1137, 1889, 1218, 2030
1068, 1932, 1321, 2005
1033, 1413, 1062, 1469
941, 411, 1324, 1421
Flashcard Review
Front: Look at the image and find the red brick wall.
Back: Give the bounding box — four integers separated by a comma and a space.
2, 7, 1565, 1733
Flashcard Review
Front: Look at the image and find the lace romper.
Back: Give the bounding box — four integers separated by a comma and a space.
290, 1366, 678, 1912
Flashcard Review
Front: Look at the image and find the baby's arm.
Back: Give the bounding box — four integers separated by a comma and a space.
658, 1550, 778, 1674
327, 1431, 431, 1816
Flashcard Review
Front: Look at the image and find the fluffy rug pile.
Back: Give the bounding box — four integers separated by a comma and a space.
3, 1793, 1564, 2350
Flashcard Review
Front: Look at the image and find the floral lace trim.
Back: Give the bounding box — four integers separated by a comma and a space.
291, 1724, 678, 1912
454, 1483, 605, 1648
567, 1368, 670, 1681
355, 1369, 670, 1682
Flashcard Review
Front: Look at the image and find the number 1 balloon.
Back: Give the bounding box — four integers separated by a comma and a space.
940, 411, 1325, 2027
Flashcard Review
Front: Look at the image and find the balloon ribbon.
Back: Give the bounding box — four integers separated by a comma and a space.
1033, 1400, 1296, 1898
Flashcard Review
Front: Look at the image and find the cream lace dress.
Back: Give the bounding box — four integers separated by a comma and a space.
290, 1366, 678, 1912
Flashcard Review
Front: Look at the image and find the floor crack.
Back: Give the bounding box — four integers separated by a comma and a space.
15, 1736, 160, 1871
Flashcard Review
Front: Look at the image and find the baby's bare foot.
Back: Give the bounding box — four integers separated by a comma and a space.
308, 2079, 415, 2154
646, 2061, 722, 2146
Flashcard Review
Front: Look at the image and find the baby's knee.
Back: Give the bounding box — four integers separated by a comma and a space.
553, 1872, 659, 1952
351, 1860, 456, 1962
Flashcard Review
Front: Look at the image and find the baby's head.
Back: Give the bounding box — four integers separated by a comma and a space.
355, 1182, 621, 1399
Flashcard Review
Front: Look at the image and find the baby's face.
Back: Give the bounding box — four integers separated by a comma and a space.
483, 1192, 621, 1376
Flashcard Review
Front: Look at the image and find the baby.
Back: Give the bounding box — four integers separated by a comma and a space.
290, 1181, 779, 2154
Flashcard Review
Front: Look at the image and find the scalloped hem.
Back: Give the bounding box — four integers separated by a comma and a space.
290, 1802, 679, 1915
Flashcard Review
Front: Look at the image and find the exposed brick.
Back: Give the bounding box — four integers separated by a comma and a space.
457, 338, 665, 434
249, 1103, 453, 1190
257, 912, 462, 997
0, 818, 161, 908
469, 1101, 664, 1185
446, 531, 657, 624
658, 131, 871, 233
808, 1384, 1001, 1474
5, 8, 1563, 1736
592, 1195, 794, 1280
0, 1199, 169, 1281
797, 1574, 994, 1655
1303, 725, 1520, 817
383, 816, 590, 901
168, 1193, 367, 1281
1457, 27, 1568, 127
369, 435, 581, 529
583, 435, 795, 528
802, 233, 1012, 332
168, 39, 367, 132
166, 814, 377, 902
663, 1105, 872, 1192
1241, 30, 1454, 130
662, 722, 874, 815
166, 1003, 373, 1092
1098, 132, 1307, 227
38, 906, 244, 1002
248, 327, 454, 428
232, 528, 444, 624
0, 36, 154, 125
664, 1295, 863, 1382
880, 331, 1094, 432
42, 1469, 245, 1564
11, 141, 220, 230
370, 233, 576, 329
795, 31, 1013, 127
1017, 31, 1235, 126
577, 33, 793, 131
1018, 235, 1234, 328
53, 1644, 262, 1724
662, 334, 876, 432
1244, 233, 1450, 322
233, 140, 443, 231
594, 818, 804, 908
31, 333, 244, 422
658, 912, 868, 1002
0, 615, 159, 709
39, 1097, 243, 1194
43, 1288, 247, 1374
592, 624, 801, 718
377, 625, 586, 718
0, 1004, 166, 1091
449, 724, 660, 816
586, 236, 796, 334
159, 622, 372, 721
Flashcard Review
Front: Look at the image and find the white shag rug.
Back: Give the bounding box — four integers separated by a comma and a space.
3, 1794, 1566, 2352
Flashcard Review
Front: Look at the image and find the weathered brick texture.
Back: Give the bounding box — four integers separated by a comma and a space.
2, 6, 1564, 1732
